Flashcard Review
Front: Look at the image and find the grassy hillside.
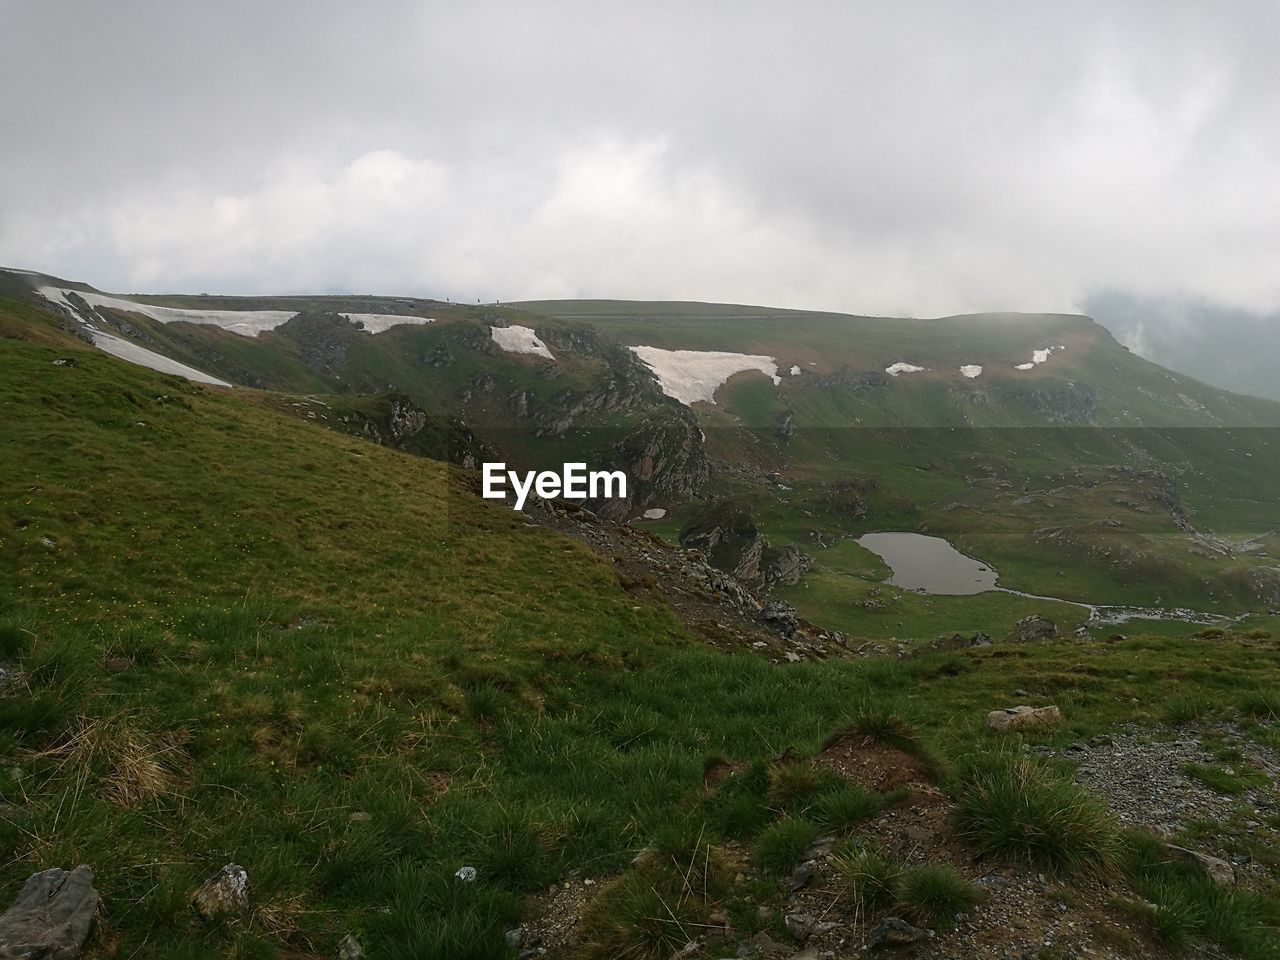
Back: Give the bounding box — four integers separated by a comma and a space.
3, 300, 1280, 958
8, 273, 1280, 628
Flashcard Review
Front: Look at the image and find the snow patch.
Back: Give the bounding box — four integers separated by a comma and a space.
1013, 345, 1066, 371
960, 364, 983, 379
39, 286, 296, 337
628, 345, 780, 405
789, 365, 801, 376
340, 313, 434, 334
87, 329, 232, 386
490, 325, 554, 359
885, 362, 927, 376
37, 287, 433, 338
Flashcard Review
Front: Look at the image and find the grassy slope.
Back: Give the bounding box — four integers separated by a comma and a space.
2, 310, 1280, 957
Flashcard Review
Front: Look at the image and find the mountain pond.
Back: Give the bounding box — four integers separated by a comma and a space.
854, 531, 1235, 627
855, 532, 997, 595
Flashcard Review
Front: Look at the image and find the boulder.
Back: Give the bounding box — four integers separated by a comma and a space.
191, 864, 248, 920
0, 864, 97, 960
1165, 844, 1235, 885
337, 932, 365, 959
759, 601, 800, 638
760, 544, 813, 587
986, 705, 1062, 731
1009, 615, 1059, 643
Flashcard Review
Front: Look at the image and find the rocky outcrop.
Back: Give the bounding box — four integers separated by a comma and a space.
340, 393, 490, 469
824, 477, 877, 518
679, 499, 764, 581
869, 916, 933, 949
1009, 614, 1059, 643
679, 499, 813, 587
610, 409, 710, 516
760, 544, 813, 586
1029, 380, 1097, 425
279, 312, 361, 377
0, 865, 97, 960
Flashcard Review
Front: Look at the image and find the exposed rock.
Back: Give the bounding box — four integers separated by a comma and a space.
1165, 844, 1236, 885
785, 861, 814, 892
191, 863, 248, 920
385, 397, 428, 440
869, 916, 933, 949
680, 499, 763, 581
1009, 615, 1059, 643
786, 913, 837, 941
0, 864, 97, 960
986, 705, 1062, 731
929, 631, 992, 651
824, 476, 877, 518
759, 601, 800, 638
336, 932, 365, 959
1018, 379, 1097, 425
760, 544, 813, 587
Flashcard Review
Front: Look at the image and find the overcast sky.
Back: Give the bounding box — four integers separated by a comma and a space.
2, 1, 1278, 338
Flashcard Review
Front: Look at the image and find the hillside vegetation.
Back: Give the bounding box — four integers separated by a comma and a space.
2, 298, 1280, 958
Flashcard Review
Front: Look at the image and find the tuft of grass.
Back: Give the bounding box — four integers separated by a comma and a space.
952, 752, 1120, 874
766, 761, 822, 812
825, 702, 923, 755
1182, 762, 1267, 796
1161, 694, 1216, 726
1238, 689, 1280, 722
897, 864, 985, 930
753, 817, 820, 876
830, 844, 903, 915
809, 780, 883, 831
0, 622, 31, 660
579, 833, 730, 960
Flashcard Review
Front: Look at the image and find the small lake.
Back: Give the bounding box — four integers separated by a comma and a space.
856, 532, 998, 595
854, 531, 1236, 627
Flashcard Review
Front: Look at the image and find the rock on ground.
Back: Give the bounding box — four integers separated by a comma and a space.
191, 863, 248, 920
986, 705, 1062, 731
336, 932, 365, 959
0, 864, 97, 960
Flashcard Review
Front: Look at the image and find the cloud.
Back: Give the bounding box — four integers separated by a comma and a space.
2, 0, 1279, 320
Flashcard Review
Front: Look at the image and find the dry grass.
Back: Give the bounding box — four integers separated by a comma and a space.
28, 717, 187, 807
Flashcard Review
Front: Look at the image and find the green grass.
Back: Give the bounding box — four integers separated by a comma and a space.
752, 818, 820, 876
809, 781, 883, 831
831, 848, 983, 930
830, 845, 903, 914
1182, 762, 1268, 796
952, 752, 1120, 875
1122, 831, 1280, 959
897, 864, 986, 930
3, 313, 1280, 956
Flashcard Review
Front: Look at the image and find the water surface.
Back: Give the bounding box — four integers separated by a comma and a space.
856, 532, 997, 595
